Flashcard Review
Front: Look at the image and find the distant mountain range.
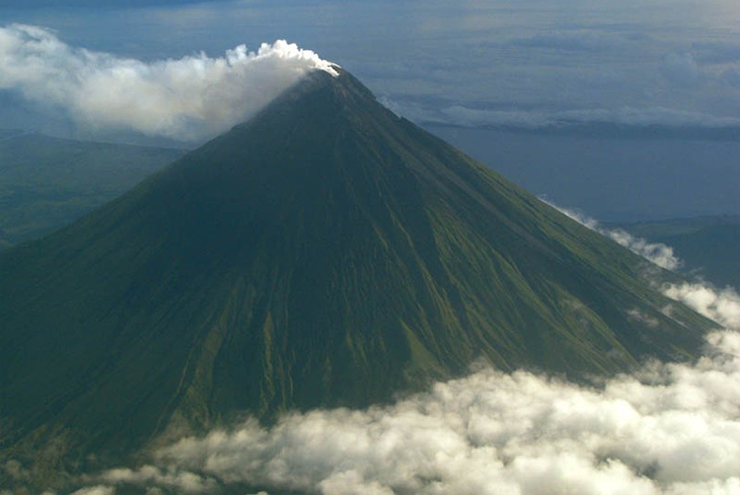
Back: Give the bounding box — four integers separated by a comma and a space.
0, 132, 182, 248
0, 69, 716, 492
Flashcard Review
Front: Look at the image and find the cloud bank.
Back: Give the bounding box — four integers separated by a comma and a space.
664, 284, 740, 330
60, 280, 740, 494
411, 104, 740, 130
0, 24, 337, 142
82, 331, 740, 494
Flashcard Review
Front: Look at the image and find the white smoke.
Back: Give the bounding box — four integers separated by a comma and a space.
545, 201, 682, 271
0, 24, 338, 142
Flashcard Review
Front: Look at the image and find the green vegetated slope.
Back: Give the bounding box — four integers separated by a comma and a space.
0, 132, 183, 248
0, 70, 714, 480
613, 216, 740, 289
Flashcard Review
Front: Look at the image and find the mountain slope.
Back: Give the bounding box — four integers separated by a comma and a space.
0, 69, 713, 479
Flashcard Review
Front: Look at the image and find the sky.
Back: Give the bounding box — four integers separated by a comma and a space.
2, 0, 740, 138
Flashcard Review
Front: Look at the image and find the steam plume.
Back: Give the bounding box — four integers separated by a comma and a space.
0, 24, 338, 142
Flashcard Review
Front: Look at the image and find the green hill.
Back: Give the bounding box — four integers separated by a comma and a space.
0, 69, 714, 488
0, 132, 183, 248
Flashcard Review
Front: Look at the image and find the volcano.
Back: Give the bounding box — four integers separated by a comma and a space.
0, 68, 712, 479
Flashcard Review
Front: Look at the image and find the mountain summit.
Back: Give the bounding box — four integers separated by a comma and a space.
0, 69, 711, 476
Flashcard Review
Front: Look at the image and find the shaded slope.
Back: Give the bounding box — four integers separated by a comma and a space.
0, 70, 713, 473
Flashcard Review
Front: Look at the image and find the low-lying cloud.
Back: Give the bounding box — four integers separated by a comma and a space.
414, 104, 740, 130
78, 329, 740, 494
59, 281, 740, 494
543, 201, 682, 270
0, 24, 337, 142
664, 283, 740, 330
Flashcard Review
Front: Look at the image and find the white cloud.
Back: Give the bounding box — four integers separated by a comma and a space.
547, 195, 740, 330
0, 24, 338, 142
627, 308, 660, 328
415, 104, 740, 129
660, 53, 703, 88
663, 284, 740, 330
543, 201, 682, 270
99, 465, 215, 493
69, 487, 115, 495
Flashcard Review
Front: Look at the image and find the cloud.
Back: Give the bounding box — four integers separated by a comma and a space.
68, 279, 740, 495
413, 104, 740, 130
543, 202, 682, 270
0, 24, 338, 142
627, 308, 660, 328
98, 466, 215, 493
663, 284, 740, 330
69, 487, 115, 495
85, 331, 740, 494
660, 53, 703, 88
507, 32, 619, 53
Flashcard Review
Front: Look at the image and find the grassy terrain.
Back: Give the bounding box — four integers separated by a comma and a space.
0, 132, 183, 247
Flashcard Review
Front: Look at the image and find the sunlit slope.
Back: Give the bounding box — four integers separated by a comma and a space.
0, 70, 712, 465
